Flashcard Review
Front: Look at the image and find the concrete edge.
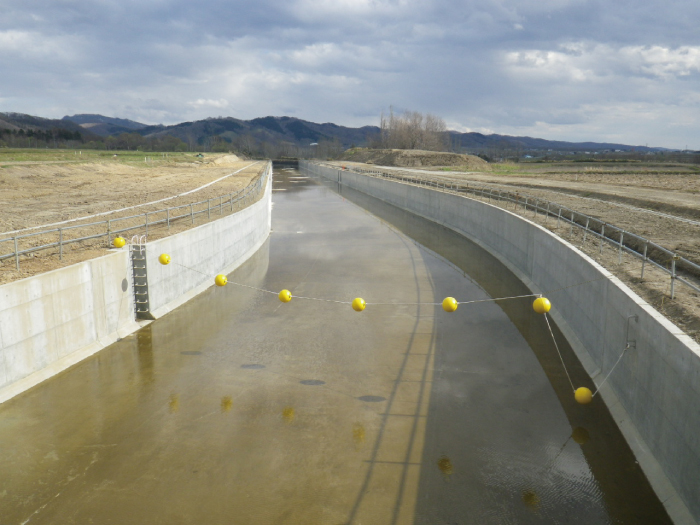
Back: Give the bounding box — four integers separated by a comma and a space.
0, 318, 142, 405
149, 233, 269, 319
315, 167, 696, 525
0, 163, 273, 406
149, 169, 272, 319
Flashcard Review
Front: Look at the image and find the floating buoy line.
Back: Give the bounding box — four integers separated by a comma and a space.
146, 248, 631, 406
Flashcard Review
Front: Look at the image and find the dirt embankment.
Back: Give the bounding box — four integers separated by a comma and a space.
340, 148, 491, 171
0, 155, 265, 284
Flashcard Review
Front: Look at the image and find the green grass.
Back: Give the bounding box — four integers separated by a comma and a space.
491, 162, 522, 174
0, 148, 202, 168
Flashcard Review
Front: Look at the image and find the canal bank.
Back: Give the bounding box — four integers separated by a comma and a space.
302, 160, 699, 524
0, 168, 674, 524
0, 163, 272, 404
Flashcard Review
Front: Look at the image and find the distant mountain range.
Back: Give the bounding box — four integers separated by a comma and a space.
58, 114, 674, 153
0, 111, 672, 153
63, 114, 146, 136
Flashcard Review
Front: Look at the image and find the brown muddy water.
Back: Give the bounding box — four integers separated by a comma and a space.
0, 169, 669, 524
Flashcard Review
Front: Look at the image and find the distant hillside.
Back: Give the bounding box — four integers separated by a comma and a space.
1, 111, 673, 154
0, 112, 95, 136
448, 131, 666, 153
63, 114, 147, 137
0, 112, 101, 146
112, 115, 666, 153
128, 116, 380, 150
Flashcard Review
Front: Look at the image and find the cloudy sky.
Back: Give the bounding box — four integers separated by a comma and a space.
1, 0, 699, 148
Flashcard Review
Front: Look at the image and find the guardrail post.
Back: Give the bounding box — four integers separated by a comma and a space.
107, 219, 111, 245
671, 255, 679, 299
600, 224, 605, 254
230, 193, 234, 212
533, 199, 538, 218
545, 202, 550, 224
641, 242, 648, 279
618, 232, 624, 264
14, 236, 19, 271
570, 212, 574, 236
190, 203, 194, 224
145, 213, 149, 236
219, 196, 222, 214
557, 208, 561, 228
59, 228, 63, 260
582, 218, 590, 247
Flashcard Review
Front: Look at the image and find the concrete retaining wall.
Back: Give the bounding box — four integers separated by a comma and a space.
303, 161, 700, 524
146, 164, 272, 318
0, 251, 138, 403
0, 163, 272, 404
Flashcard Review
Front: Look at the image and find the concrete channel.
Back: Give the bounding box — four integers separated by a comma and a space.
0, 168, 679, 523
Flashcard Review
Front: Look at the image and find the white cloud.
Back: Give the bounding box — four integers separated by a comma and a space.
623, 45, 700, 78
505, 43, 700, 82
1, 0, 700, 148
0, 30, 79, 62
189, 98, 229, 109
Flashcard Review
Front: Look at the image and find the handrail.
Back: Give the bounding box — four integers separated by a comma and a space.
306, 161, 700, 299
1, 162, 271, 271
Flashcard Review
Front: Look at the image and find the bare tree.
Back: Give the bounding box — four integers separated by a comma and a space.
379, 107, 448, 151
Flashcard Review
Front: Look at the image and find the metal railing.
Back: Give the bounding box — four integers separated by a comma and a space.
311, 161, 700, 299
1, 163, 270, 271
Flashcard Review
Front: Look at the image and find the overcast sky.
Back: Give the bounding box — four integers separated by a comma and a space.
1, 0, 699, 148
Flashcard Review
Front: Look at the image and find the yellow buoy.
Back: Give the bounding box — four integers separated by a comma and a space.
352, 298, 366, 312
214, 274, 228, 287
158, 253, 171, 265
278, 289, 292, 303
574, 387, 593, 405
532, 297, 551, 314
112, 237, 126, 248
442, 297, 458, 312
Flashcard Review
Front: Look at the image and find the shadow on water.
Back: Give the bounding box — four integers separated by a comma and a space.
319, 177, 671, 524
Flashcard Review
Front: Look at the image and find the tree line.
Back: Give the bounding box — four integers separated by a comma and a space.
0, 128, 190, 151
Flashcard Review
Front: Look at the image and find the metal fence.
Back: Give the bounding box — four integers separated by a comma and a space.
321, 163, 700, 299
1, 163, 270, 271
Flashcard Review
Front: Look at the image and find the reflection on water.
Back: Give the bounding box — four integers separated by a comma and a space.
136, 324, 154, 385
521, 489, 540, 509
282, 406, 295, 423
572, 427, 590, 445
168, 394, 179, 413
437, 456, 453, 479
221, 396, 233, 412
352, 423, 366, 448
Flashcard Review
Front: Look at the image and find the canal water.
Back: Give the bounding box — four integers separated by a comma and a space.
0, 169, 669, 524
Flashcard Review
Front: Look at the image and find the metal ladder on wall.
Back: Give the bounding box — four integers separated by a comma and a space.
130, 235, 155, 320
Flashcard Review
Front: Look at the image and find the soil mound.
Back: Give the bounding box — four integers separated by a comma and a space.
210, 154, 241, 165
340, 148, 490, 171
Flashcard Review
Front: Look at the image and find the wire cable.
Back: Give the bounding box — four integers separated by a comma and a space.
543, 312, 576, 393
